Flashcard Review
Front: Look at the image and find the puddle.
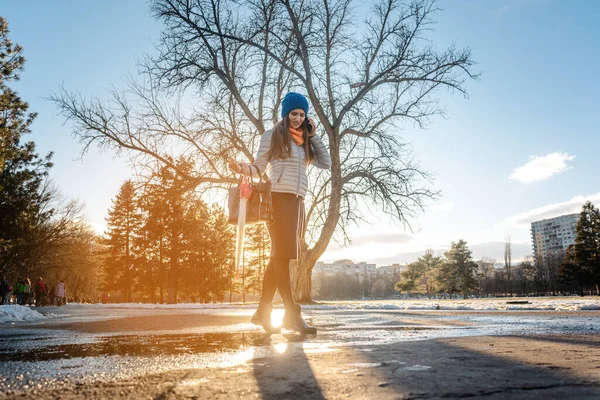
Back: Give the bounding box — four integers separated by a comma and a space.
0, 332, 278, 362
349, 362, 382, 368
396, 364, 432, 372
0, 335, 53, 342
337, 326, 442, 332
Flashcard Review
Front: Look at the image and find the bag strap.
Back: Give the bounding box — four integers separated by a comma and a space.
250, 165, 263, 183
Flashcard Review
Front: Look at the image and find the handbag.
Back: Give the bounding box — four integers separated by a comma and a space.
228, 165, 273, 225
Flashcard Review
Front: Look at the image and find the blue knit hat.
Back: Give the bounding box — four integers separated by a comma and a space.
281, 92, 309, 118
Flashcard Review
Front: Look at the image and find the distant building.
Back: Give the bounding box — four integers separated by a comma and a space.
313, 260, 375, 282
377, 264, 407, 280
531, 213, 579, 264
313, 260, 406, 282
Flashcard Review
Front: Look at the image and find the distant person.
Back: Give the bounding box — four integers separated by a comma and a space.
14, 278, 24, 305
45, 283, 52, 306
55, 280, 66, 306
0, 277, 10, 305
34, 277, 46, 307
22, 278, 32, 305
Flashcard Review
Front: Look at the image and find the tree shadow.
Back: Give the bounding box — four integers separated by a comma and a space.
512, 334, 600, 348
350, 334, 600, 398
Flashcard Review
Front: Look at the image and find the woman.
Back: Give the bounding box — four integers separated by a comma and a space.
34, 277, 46, 307
228, 92, 331, 334
55, 280, 66, 306
23, 278, 32, 306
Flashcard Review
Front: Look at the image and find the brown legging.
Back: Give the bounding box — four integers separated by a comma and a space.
260, 257, 295, 309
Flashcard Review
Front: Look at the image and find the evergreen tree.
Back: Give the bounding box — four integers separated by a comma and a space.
244, 223, 270, 297
136, 164, 191, 303
574, 201, 600, 294
396, 250, 442, 296
157, 162, 191, 303
104, 180, 143, 302
0, 17, 53, 275
207, 204, 235, 302
137, 186, 167, 303
439, 240, 478, 298
395, 261, 420, 293
409, 250, 442, 296
136, 185, 166, 304
560, 244, 591, 296
180, 196, 211, 302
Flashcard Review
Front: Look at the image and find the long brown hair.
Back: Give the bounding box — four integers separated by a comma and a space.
268, 115, 315, 162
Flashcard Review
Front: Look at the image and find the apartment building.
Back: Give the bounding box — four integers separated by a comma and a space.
531, 213, 579, 264
313, 260, 406, 281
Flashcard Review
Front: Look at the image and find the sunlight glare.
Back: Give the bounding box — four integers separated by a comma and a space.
274, 342, 288, 354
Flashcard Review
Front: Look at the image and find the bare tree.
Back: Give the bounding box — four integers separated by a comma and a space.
476, 257, 495, 297
504, 236, 512, 296
51, 0, 476, 301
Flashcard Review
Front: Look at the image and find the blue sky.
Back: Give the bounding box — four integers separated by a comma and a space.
4, 0, 600, 264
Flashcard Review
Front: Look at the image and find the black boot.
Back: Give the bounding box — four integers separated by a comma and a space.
282, 304, 316, 334
251, 302, 280, 334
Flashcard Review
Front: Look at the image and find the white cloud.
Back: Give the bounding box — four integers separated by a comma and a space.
501, 193, 600, 229
509, 152, 575, 183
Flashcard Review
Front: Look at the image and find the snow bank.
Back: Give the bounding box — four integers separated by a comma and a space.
0, 305, 45, 323
68, 297, 600, 312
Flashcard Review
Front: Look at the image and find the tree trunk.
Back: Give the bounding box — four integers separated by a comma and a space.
291, 129, 341, 302
242, 261, 246, 304
159, 236, 164, 304
292, 259, 313, 303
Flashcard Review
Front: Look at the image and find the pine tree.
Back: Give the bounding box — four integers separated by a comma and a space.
156, 163, 191, 303
0, 17, 53, 275
207, 204, 235, 302
396, 250, 442, 296
244, 223, 270, 298
439, 240, 478, 298
104, 180, 143, 302
137, 185, 168, 303
180, 196, 211, 302
560, 244, 591, 296
137, 175, 175, 303
574, 201, 600, 294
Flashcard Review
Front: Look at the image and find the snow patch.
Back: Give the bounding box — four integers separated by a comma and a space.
0, 305, 45, 323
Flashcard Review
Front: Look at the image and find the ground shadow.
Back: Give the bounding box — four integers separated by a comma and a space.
251, 333, 325, 400
512, 333, 600, 348
350, 333, 600, 398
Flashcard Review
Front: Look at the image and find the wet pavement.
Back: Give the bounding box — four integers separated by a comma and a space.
1, 303, 600, 398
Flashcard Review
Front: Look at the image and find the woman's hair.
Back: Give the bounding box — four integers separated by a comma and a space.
268, 114, 315, 162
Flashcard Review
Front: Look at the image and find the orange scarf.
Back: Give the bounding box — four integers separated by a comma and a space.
289, 127, 304, 146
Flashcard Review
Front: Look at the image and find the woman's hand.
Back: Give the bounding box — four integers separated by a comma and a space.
227, 157, 242, 174
307, 117, 316, 137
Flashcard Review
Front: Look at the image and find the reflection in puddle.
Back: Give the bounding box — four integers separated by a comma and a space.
0, 332, 272, 362
396, 364, 432, 372
332, 326, 442, 332
349, 362, 382, 368
274, 342, 288, 354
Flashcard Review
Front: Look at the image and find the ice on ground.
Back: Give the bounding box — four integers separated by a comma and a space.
0, 305, 45, 323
